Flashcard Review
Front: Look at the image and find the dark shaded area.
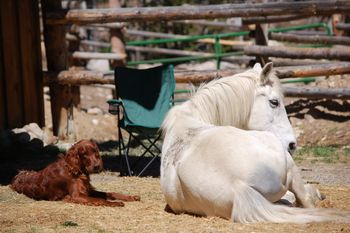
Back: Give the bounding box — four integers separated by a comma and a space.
97, 140, 161, 177
0, 135, 160, 185
286, 99, 350, 122
0, 131, 60, 185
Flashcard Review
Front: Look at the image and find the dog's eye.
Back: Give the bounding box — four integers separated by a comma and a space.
269, 99, 279, 108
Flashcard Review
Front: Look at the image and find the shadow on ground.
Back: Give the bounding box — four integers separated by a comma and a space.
286, 99, 350, 122
98, 140, 161, 177
0, 135, 160, 185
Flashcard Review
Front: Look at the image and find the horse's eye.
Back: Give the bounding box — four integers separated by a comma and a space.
269, 99, 279, 108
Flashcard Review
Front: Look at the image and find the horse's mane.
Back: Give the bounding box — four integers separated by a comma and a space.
189, 70, 259, 128
162, 68, 265, 137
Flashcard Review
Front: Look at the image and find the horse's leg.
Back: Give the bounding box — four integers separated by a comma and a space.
287, 157, 323, 208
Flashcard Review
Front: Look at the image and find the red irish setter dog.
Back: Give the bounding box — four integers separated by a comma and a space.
10, 139, 140, 207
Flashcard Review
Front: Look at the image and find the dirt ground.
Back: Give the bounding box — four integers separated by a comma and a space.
0, 71, 349, 232
0, 174, 349, 233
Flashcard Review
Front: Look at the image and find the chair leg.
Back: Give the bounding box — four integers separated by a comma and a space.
123, 133, 133, 176
127, 133, 162, 176
118, 127, 133, 176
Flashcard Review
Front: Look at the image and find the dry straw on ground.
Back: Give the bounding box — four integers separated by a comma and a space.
0, 171, 349, 233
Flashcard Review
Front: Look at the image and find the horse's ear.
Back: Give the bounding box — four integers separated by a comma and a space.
260, 62, 273, 85
252, 63, 262, 72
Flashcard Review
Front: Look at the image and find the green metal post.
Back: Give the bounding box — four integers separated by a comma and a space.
214, 37, 222, 70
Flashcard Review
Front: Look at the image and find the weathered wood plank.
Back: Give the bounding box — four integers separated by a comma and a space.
254, 24, 269, 65
242, 14, 310, 25
336, 23, 350, 31
43, 63, 350, 86
47, 1, 350, 25
283, 87, 350, 99
244, 45, 350, 61
275, 63, 350, 79
18, 0, 44, 126
72, 51, 126, 60
0, 0, 24, 128
269, 32, 350, 46
43, 68, 350, 99
0, 7, 6, 129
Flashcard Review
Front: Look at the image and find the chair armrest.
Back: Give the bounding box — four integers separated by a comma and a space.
107, 99, 124, 115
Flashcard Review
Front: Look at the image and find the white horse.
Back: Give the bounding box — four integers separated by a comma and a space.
160, 63, 349, 223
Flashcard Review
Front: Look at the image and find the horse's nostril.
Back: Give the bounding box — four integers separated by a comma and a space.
289, 142, 296, 151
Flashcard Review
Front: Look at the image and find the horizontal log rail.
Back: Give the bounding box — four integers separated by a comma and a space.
174, 19, 242, 31
45, 1, 350, 25
244, 45, 350, 61
175, 15, 312, 27
126, 30, 251, 46
72, 51, 126, 60
269, 33, 350, 46
242, 14, 311, 25
44, 62, 350, 86
275, 63, 350, 79
126, 46, 253, 64
43, 67, 350, 99
335, 23, 350, 31
283, 87, 350, 99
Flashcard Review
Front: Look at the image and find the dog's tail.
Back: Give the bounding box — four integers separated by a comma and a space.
232, 181, 350, 223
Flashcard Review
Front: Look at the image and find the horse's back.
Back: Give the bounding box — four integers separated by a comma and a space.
162, 125, 288, 218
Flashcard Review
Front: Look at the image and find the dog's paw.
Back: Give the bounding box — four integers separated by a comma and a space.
111, 201, 125, 207
130, 195, 141, 201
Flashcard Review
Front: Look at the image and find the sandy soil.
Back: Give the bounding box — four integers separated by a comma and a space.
0, 173, 349, 233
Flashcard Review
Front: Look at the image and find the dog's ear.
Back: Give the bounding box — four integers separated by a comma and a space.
65, 150, 81, 174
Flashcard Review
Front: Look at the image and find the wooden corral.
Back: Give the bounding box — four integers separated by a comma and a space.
1, 1, 350, 138
0, 0, 44, 130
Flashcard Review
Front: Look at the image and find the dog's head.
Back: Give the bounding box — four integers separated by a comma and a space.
66, 140, 103, 174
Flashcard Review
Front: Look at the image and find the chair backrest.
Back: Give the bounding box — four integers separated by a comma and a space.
115, 65, 175, 129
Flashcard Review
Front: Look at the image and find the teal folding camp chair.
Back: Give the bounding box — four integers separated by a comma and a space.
107, 65, 175, 176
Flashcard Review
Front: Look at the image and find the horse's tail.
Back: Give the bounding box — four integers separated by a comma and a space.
232, 181, 350, 223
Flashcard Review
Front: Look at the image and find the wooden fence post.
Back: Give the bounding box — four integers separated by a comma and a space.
109, 0, 127, 68
42, 0, 78, 139
254, 24, 269, 65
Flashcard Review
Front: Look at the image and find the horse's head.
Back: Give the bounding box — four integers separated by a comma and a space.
247, 63, 297, 154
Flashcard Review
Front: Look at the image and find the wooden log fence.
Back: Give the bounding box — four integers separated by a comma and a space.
174, 19, 242, 31
336, 23, 350, 31
44, 63, 350, 85
126, 46, 253, 64
283, 87, 350, 100
39, 1, 350, 137
175, 15, 312, 28
275, 63, 350, 79
72, 51, 126, 60
46, 1, 350, 25
244, 45, 350, 61
269, 32, 350, 46
126, 30, 251, 47
43, 65, 350, 99
242, 14, 311, 25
